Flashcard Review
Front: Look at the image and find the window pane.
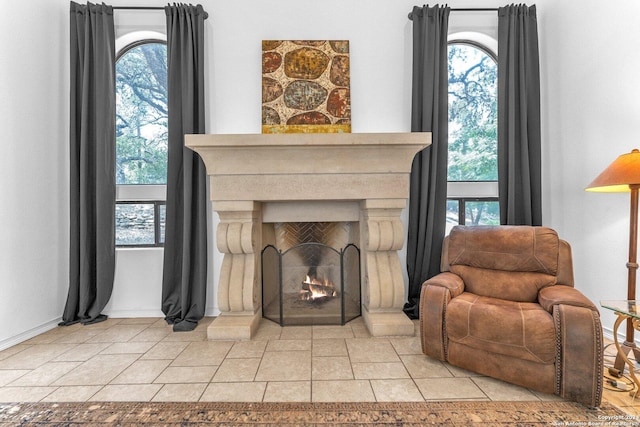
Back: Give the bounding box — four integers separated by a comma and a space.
116, 204, 156, 245
446, 199, 460, 235
116, 42, 168, 185
159, 203, 166, 244
464, 201, 500, 226
447, 44, 497, 182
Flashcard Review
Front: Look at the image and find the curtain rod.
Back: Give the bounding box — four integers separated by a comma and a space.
451, 8, 498, 11
113, 6, 164, 10
112, 6, 209, 19
408, 7, 498, 20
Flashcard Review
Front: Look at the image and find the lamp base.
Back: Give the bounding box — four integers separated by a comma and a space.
609, 340, 640, 377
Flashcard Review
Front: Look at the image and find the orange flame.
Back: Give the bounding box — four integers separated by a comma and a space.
300, 274, 337, 301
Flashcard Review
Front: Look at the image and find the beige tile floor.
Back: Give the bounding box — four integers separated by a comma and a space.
0, 316, 630, 407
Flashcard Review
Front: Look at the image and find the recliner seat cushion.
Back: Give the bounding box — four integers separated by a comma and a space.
446, 292, 556, 364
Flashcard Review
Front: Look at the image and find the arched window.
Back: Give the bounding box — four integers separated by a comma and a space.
446, 40, 499, 231
116, 41, 168, 185
115, 39, 167, 246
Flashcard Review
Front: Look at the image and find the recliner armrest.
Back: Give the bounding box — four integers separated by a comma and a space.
553, 304, 603, 407
422, 272, 465, 299
538, 285, 598, 313
419, 273, 464, 360
420, 273, 464, 361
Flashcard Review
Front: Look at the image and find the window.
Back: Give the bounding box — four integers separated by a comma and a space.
115, 202, 165, 246
446, 41, 499, 233
115, 39, 167, 247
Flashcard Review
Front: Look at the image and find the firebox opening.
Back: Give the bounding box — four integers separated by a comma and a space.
261, 222, 361, 327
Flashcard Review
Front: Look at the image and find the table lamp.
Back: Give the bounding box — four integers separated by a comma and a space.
586, 148, 640, 375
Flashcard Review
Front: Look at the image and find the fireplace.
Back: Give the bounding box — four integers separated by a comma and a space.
261, 222, 361, 326
185, 132, 430, 340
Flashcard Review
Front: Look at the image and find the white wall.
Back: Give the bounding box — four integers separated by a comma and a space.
536, 0, 640, 336
108, 0, 423, 322
2, 0, 639, 348
0, 0, 70, 347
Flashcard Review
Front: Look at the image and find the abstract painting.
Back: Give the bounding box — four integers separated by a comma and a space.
262, 40, 351, 133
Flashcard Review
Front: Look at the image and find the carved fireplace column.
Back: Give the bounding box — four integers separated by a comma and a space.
209, 201, 263, 340
360, 199, 414, 336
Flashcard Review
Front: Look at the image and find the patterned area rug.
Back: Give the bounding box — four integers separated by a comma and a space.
0, 401, 631, 426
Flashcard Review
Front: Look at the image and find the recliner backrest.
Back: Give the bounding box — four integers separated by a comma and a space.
445, 225, 563, 302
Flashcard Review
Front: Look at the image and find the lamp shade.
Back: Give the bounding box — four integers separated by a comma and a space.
586, 149, 640, 193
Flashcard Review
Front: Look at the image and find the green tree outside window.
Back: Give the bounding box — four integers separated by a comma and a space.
447, 43, 497, 182
446, 43, 499, 227
116, 42, 168, 185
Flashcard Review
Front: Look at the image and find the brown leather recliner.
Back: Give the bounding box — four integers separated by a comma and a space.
420, 225, 603, 407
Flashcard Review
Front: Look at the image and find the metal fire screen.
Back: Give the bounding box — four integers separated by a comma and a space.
262, 242, 361, 326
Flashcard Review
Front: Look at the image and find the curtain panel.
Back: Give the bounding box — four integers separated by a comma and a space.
161, 3, 209, 332
61, 1, 116, 326
404, 5, 450, 320
497, 4, 542, 225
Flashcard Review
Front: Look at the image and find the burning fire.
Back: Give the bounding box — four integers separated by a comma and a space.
300, 274, 337, 302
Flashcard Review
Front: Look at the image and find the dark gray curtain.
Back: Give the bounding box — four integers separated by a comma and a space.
497, 4, 542, 225
404, 5, 450, 319
162, 4, 208, 332
61, 2, 116, 326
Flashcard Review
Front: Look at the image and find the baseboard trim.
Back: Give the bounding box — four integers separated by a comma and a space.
601, 325, 640, 347
105, 307, 220, 318
105, 309, 165, 318
0, 318, 61, 352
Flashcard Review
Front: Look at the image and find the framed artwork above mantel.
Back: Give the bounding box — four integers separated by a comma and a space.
262, 40, 351, 134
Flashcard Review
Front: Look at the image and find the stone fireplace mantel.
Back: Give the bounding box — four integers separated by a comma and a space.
185, 132, 431, 340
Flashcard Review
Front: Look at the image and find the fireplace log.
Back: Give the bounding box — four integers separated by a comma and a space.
300, 280, 338, 303
301, 282, 337, 296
